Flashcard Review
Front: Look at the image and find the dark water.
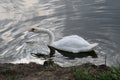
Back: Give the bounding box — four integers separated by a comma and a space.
63, 0, 120, 65
0, 0, 120, 67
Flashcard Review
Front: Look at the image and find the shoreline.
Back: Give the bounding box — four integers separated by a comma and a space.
0, 62, 111, 80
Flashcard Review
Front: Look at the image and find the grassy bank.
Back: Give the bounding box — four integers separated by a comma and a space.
73, 63, 120, 80
0, 63, 120, 80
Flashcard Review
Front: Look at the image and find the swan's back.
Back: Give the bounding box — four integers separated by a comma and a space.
52, 35, 98, 53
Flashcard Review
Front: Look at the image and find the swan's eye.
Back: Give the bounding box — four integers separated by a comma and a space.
32, 28, 35, 31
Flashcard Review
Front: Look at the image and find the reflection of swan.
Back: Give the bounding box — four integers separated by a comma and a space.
29, 27, 98, 58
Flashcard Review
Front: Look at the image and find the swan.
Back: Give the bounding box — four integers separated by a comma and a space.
29, 27, 98, 58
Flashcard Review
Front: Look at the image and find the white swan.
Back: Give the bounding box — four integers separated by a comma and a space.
29, 27, 98, 58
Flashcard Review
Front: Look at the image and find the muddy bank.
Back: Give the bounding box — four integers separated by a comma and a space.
0, 62, 110, 80
0, 62, 74, 80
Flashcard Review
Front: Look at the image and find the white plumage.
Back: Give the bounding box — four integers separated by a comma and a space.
51, 35, 98, 53
29, 27, 98, 53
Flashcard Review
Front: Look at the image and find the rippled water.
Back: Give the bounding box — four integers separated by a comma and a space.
0, 0, 120, 67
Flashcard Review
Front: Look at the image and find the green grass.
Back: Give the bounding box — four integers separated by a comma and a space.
73, 66, 120, 80
6, 76, 17, 80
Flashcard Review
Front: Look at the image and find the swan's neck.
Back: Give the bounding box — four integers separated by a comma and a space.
35, 28, 54, 45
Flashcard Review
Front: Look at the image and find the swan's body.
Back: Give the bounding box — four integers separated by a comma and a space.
29, 27, 98, 58
51, 35, 98, 53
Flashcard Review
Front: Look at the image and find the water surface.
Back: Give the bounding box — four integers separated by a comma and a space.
0, 0, 120, 67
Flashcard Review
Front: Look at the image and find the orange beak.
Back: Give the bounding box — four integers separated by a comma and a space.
29, 28, 34, 32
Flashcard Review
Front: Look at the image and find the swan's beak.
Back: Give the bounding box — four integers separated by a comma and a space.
29, 29, 33, 32
29, 28, 34, 32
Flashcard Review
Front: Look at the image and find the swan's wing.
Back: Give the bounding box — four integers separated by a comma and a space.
52, 35, 98, 53
52, 42, 98, 53
74, 43, 99, 52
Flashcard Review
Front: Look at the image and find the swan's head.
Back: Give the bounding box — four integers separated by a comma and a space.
29, 28, 35, 32
29, 27, 49, 33
29, 28, 36, 32
29, 26, 41, 32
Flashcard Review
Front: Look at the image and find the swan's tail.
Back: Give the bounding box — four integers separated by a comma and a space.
90, 43, 98, 48
79, 43, 98, 52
